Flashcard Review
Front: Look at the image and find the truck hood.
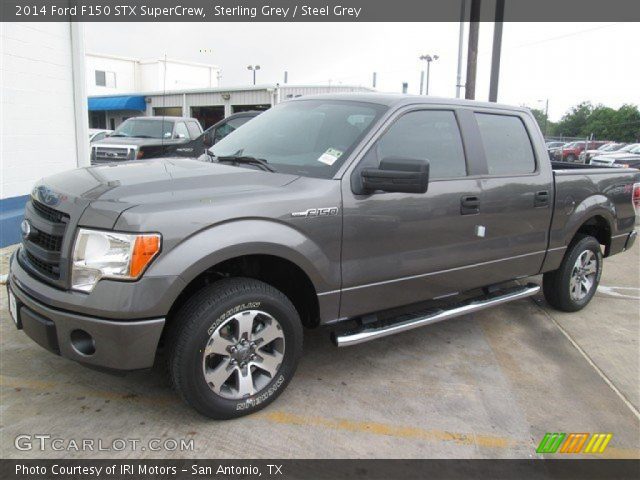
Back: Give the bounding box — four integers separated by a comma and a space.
93, 136, 180, 147
32, 157, 299, 228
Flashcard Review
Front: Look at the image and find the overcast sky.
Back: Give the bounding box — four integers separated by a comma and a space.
85, 21, 638, 121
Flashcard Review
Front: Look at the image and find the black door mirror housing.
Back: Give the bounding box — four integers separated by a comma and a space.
361, 157, 430, 194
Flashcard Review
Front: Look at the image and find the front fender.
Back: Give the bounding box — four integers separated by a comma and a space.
147, 219, 339, 295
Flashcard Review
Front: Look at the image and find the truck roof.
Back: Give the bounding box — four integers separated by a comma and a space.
291, 92, 530, 113
127, 116, 198, 122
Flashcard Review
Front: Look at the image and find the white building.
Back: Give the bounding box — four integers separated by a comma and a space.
86, 52, 221, 96
86, 53, 221, 130
1, 22, 89, 247
90, 84, 372, 130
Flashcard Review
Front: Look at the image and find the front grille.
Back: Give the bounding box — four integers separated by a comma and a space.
20, 199, 68, 283
32, 200, 68, 223
25, 250, 59, 278
93, 146, 133, 162
31, 229, 63, 251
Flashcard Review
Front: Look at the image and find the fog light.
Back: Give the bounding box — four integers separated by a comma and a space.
70, 329, 95, 356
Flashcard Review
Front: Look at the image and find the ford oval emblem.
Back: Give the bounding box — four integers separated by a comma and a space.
34, 185, 64, 207
20, 219, 32, 239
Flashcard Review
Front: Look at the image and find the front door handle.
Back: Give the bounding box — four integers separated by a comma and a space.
534, 190, 550, 207
461, 195, 480, 215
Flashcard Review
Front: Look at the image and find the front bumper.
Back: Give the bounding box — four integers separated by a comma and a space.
8, 258, 165, 371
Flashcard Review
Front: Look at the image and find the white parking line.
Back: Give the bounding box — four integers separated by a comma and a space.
597, 285, 640, 300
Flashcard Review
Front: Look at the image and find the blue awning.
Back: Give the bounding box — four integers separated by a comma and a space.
88, 95, 146, 112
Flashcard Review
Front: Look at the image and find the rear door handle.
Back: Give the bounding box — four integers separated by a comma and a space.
461, 195, 480, 215
534, 190, 550, 207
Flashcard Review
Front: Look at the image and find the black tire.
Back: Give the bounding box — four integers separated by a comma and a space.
168, 277, 303, 419
566, 154, 577, 162
543, 235, 603, 312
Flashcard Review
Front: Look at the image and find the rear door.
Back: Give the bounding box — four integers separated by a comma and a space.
471, 110, 554, 280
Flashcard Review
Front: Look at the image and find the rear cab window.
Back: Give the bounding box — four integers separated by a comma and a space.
475, 113, 536, 175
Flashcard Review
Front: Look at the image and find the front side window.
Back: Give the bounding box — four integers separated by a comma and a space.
210, 100, 387, 178
213, 117, 252, 143
111, 119, 174, 139
174, 122, 189, 139
364, 110, 467, 179
475, 113, 536, 175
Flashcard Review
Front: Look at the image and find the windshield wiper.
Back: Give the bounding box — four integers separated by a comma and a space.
215, 155, 276, 173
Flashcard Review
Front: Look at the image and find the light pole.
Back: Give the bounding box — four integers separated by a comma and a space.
419, 54, 439, 95
247, 65, 260, 85
538, 99, 550, 137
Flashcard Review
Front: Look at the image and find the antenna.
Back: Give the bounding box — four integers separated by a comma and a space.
161, 53, 167, 150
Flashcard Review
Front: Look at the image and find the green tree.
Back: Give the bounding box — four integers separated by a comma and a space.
554, 102, 593, 138
553, 102, 640, 142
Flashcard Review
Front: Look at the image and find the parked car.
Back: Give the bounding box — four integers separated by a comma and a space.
579, 142, 625, 164
88, 128, 112, 144
90, 116, 203, 164
160, 111, 262, 161
547, 143, 568, 161
557, 141, 609, 162
545, 141, 566, 149
8, 94, 639, 419
591, 144, 640, 168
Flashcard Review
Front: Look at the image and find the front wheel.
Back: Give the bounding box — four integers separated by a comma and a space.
168, 278, 303, 419
543, 235, 603, 312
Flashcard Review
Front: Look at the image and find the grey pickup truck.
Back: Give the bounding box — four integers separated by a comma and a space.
8, 94, 639, 419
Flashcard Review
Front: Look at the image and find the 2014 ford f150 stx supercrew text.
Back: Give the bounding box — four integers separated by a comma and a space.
8, 94, 640, 419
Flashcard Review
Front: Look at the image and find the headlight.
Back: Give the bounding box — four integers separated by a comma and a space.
71, 229, 161, 292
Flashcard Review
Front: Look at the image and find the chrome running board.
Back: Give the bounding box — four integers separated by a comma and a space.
333, 283, 540, 347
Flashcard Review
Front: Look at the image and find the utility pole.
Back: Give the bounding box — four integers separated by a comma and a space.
402, 82, 408, 94
465, 0, 481, 100
455, 0, 467, 98
372, 72, 377, 89
488, 0, 505, 102
419, 71, 425, 95
284, 71, 288, 84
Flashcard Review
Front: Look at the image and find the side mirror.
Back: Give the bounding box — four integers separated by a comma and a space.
361, 157, 430, 194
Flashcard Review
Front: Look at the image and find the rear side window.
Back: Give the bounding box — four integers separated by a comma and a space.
475, 113, 536, 175
374, 110, 467, 179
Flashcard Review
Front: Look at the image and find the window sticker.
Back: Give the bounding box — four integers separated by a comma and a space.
317, 148, 343, 166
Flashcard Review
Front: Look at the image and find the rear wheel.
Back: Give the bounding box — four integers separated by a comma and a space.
168, 278, 303, 419
543, 235, 602, 312
566, 154, 577, 162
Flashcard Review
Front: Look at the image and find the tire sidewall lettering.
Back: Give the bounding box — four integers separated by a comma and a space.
207, 301, 261, 336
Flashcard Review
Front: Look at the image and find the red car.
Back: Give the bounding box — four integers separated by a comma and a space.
561, 141, 608, 162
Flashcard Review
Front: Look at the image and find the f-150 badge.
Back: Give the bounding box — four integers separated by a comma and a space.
291, 207, 339, 218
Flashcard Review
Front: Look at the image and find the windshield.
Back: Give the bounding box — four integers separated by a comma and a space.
210, 100, 387, 178
112, 119, 174, 139
619, 144, 638, 152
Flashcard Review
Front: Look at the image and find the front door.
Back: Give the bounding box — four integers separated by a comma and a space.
340, 107, 486, 318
